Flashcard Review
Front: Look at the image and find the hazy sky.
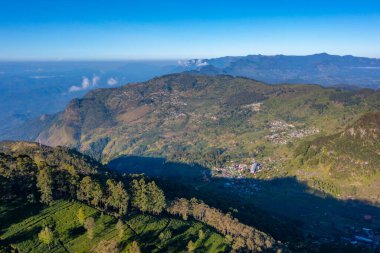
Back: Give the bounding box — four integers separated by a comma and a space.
1, 0, 380, 60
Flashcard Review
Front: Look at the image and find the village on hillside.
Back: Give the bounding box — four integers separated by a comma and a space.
213, 159, 264, 179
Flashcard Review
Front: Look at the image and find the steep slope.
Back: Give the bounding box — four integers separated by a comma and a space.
0, 141, 280, 252
182, 53, 380, 88
32, 73, 380, 165
293, 112, 380, 201
1, 200, 228, 253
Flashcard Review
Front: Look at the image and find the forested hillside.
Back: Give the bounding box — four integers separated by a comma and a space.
0, 141, 280, 253
27, 74, 379, 166
292, 112, 380, 201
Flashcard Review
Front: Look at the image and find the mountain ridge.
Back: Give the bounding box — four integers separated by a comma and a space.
182, 53, 380, 88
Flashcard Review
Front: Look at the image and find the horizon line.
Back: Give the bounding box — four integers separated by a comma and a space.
1, 52, 380, 62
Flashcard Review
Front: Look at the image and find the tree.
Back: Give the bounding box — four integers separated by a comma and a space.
167, 198, 190, 220
77, 176, 93, 203
131, 179, 148, 212
116, 219, 124, 239
106, 180, 129, 216
94, 239, 119, 253
84, 217, 95, 239
131, 179, 166, 215
232, 236, 245, 251
187, 240, 196, 252
146, 181, 166, 214
36, 168, 53, 205
127, 241, 141, 253
91, 182, 103, 208
38, 226, 54, 248
77, 207, 86, 225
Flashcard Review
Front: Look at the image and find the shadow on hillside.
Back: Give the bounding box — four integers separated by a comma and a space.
1, 225, 41, 245
108, 156, 380, 244
0, 201, 43, 231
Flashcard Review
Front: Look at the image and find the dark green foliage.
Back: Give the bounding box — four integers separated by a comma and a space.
329, 90, 361, 105
106, 179, 129, 216
224, 91, 267, 106
0, 142, 240, 252
130, 178, 166, 214
36, 168, 53, 205
167, 197, 277, 252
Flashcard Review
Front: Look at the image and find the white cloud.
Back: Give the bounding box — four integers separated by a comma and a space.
107, 77, 118, 86
177, 59, 209, 67
69, 76, 91, 92
68, 75, 101, 92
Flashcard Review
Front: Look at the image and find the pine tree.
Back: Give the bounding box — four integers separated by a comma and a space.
131, 179, 148, 212
91, 182, 103, 208
77, 176, 93, 203
106, 180, 129, 216
146, 181, 166, 214
36, 168, 53, 205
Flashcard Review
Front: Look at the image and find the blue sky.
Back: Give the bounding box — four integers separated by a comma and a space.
1, 0, 380, 60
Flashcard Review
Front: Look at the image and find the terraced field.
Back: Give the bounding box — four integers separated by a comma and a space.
0, 200, 228, 253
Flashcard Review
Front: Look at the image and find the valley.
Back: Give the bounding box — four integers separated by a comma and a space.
2, 1, 380, 252
2, 73, 380, 252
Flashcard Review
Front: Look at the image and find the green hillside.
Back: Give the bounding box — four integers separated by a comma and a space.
25, 74, 380, 202
32, 74, 379, 166
0, 141, 279, 253
292, 111, 380, 201
0, 200, 227, 253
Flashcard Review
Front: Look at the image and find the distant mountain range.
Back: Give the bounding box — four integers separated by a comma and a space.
1, 54, 380, 140
180, 53, 380, 89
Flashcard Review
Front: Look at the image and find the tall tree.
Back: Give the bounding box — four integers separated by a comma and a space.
146, 181, 166, 214
36, 168, 53, 205
77, 176, 93, 203
91, 182, 103, 208
131, 179, 148, 212
106, 180, 129, 216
